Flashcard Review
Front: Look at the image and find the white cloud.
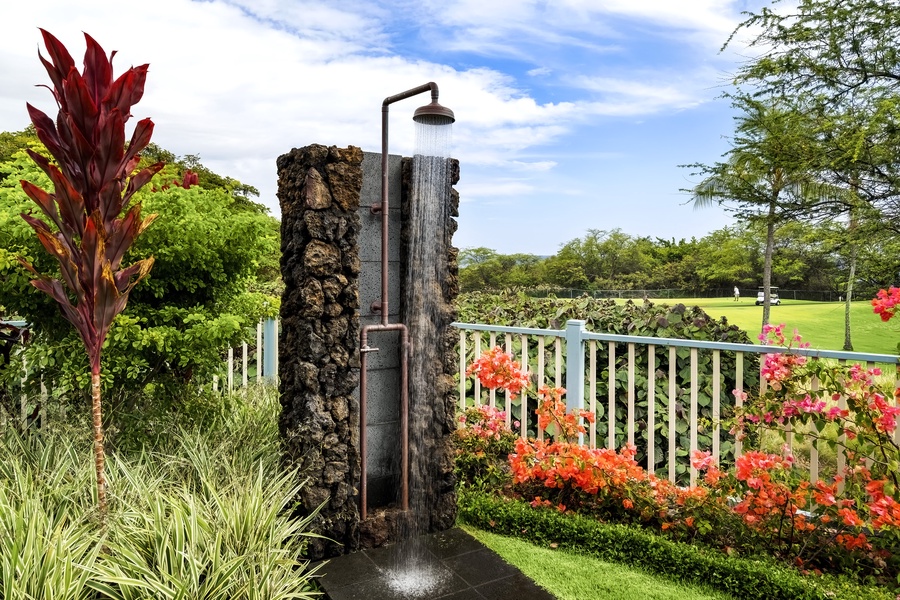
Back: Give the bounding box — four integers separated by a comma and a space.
0, 0, 765, 253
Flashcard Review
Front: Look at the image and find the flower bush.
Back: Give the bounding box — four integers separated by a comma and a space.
460, 340, 900, 589
453, 404, 519, 489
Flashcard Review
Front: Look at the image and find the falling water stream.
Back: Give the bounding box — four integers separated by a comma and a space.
382, 117, 453, 598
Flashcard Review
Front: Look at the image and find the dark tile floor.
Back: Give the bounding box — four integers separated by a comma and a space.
315, 527, 555, 600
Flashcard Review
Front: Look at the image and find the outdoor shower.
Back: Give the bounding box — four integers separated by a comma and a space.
359, 82, 454, 521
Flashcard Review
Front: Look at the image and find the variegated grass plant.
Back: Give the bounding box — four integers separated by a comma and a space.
0, 384, 323, 600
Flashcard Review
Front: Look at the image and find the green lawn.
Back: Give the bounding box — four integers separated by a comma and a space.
636, 298, 900, 355
461, 525, 736, 600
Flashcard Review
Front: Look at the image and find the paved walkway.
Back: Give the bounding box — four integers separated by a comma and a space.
315, 527, 555, 600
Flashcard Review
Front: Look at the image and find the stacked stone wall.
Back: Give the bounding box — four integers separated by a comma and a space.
277, 144, 363, 559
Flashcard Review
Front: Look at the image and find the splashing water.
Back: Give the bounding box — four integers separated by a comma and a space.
379, 118, 453, 598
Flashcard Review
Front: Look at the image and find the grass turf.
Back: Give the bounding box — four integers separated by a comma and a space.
633, 298, 900, 355
461, 525, 736, 600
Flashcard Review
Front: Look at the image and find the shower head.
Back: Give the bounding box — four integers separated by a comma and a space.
413, 100, 455, 125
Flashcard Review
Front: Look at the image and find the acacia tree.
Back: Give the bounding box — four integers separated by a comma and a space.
684, 96, 840, 329
18, 30, 162, 514
729, 0, 900, 216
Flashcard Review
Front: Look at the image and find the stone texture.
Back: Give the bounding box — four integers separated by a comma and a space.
277, 144, 363, 559
278, 143, 460, 558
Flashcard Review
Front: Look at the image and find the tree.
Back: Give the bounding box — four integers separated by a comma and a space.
684, 95, 839, 329
17, 31, 163, 516
729, 0, 900, 220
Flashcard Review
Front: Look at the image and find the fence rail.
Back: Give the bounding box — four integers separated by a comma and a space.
453, 320, 900, 488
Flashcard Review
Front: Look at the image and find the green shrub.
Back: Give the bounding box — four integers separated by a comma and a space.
457, 489, 895, 600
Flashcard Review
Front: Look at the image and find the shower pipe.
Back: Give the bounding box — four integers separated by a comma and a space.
359, 82, 454, 521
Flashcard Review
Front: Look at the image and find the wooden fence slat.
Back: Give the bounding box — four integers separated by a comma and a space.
489, 332, 497, 408
735, 352, 744, 458
689, 347, 699, 487
627, 343, 635, 446
668, 346, 676, 483
647, 345, 656, 472
459, 330, 467, 411
712, 350, 720, 464
608, 341, 616, 450
589, 340, 597, 449
521, 335, 529, 439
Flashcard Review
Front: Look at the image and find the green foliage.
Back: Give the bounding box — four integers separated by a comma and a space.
456, 217, 896, 298
0, 128, 281, 413
0, 386, 322, 600
457, 489, 895, 600
458, 291, 760, 480
463, 525, 736, 600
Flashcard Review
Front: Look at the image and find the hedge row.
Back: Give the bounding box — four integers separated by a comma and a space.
457, 489, 894, 600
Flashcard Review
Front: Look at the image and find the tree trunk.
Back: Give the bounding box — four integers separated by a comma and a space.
843, 250, 856, 351
761, 201, 777, 331
843, 199, 858, 352
91, 370, 107, 519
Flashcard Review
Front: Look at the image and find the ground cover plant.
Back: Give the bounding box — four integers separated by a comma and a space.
0, 384, 323, 600
454, 315, 900, 597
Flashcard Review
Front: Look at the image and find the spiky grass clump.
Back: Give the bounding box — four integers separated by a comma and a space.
0, 385, 322, 599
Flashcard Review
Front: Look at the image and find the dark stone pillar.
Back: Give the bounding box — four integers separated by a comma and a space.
277, 144, 363, 559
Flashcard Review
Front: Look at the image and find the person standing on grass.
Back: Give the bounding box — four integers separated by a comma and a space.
734, 286, 740, 302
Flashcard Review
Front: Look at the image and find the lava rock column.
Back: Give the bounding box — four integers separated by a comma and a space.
277, 144, 363, 559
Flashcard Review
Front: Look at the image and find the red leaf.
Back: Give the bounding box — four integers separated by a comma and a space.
123, 162, 164, 206
19, 179, 62, 230
37, 29, 75, 100
61, 69, 99, 156
81, 32, 112, 106
95, 109, 126, 188
26, 105, 66, 166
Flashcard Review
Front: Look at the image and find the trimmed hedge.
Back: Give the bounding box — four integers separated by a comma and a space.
458, 489, 895, 600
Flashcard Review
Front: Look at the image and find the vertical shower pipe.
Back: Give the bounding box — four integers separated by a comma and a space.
359, 82, 448, 521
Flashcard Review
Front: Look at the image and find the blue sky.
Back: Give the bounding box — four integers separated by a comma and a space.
0, 0, 774, 255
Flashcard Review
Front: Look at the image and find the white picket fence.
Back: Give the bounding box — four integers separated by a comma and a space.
453, 319, 900, 488
215, 319, 279, 393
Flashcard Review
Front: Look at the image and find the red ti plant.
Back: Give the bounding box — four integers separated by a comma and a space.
18, 30, 164, 516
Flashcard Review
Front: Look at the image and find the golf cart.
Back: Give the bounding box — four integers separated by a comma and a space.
755, 287, 780, 306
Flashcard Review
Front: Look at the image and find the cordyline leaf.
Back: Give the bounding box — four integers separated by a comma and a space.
114, 257, 154, 295
93, 263, 120, 358
29, 276, 95, 353
79, 215, 105, 303
24, 151, 86, 238
95, 109, 126, 194
82, 32, 113, 107
104, 64, 149, 119
105, 204, 144, 270
37, 29, 76, 108
20, 214, 82, 297
25, 104, 66, 166
123, 162, 165, 206
62, 66, 99, 149
19, 178, 63, 232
